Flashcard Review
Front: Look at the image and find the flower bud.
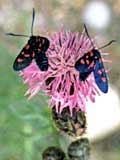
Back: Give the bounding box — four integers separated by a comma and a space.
68, 138, 90, 160
52, 107, 86, 137
42, 146, 66, 160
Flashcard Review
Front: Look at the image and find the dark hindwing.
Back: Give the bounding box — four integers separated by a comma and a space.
28, 36, 49, 71
93, 51, 108, 93
33, 37, 49, 71
13, 44, 34, 71
35, 51, 48, 71
79, 71, 92, 81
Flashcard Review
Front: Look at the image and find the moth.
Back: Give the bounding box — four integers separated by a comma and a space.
75, 24, 115, 93
6, 8, 49, 71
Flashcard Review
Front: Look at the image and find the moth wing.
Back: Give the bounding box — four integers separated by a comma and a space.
93, 59, 108, 93
35, 51, 48, 71
75, 52, 94, 81
79, 71, 92, 81
75, 50, 95, 72
40, 37, 50, 51
13, 44, 34, 71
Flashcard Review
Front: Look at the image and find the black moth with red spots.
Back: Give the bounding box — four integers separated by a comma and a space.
75, 24, 115, 93
13, 36, 49, 71
7, 8, 49, 71
75, 48, 108, 93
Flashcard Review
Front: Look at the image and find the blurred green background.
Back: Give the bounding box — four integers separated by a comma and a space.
1, 0, 120, 160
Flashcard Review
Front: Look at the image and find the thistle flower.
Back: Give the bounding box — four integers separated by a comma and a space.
20, 29, 109, 116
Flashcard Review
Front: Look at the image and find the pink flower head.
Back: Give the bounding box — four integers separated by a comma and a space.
20, 29, 110, 116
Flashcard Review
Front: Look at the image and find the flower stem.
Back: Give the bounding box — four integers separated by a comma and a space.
23, 123, 33, 160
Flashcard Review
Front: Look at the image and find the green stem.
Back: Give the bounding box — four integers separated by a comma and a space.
23, 123, 33, 160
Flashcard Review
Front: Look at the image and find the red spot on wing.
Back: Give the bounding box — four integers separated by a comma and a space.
86, 60, 89, 65
32, 52, 35, 58
38, 48, 41, 52
24, 54, 30, 58
90, 51, 94, 56
88, 61, 94, 68
21, 52, 24, 55
39, 43, 42, 48
101, 77, 107, 83
25, 45, 30, 50
97, 69, 102, 75
80, 59, 85, 64
42, 39, 45, 44
17, 58, 23, 62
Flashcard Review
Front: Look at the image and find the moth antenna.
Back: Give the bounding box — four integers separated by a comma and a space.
98, 40, 116, 50
31, 8, 35, 36
6, 9, 36, 38
84, 24, 95, 48
5, 33, 29, 37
